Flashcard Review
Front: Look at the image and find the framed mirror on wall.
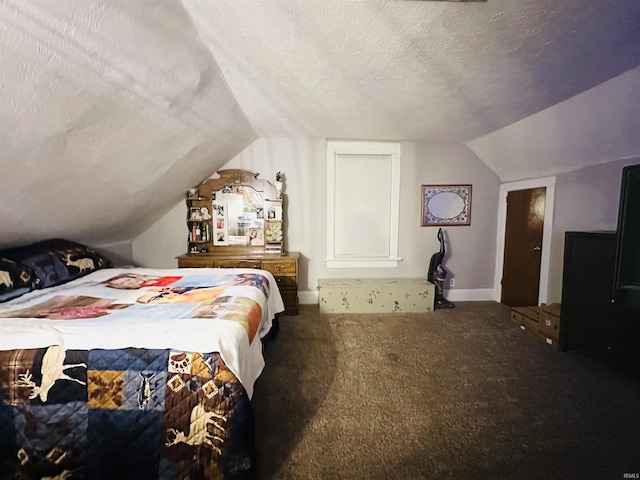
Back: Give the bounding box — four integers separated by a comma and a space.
421, 184, 472, 226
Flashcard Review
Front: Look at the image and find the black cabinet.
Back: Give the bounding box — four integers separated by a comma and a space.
559, 231, 640, 378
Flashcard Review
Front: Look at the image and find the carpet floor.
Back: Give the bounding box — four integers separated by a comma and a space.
251, 302, 640, 480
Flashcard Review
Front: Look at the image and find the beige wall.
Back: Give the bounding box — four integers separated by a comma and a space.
133, 138, 501, 303
132, 138, 639, 305
547, 157, 640, 303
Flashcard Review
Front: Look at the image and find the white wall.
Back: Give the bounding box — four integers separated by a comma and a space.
133, 138, 501, 303
468, 66, 640, 183
546, 157, 640, 303
132, 202, 189, 268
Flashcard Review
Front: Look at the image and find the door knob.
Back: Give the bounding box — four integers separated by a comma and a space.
532, 246, 541, 251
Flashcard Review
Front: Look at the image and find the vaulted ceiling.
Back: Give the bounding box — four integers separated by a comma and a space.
1, 0, 639, 247
183, 0, 640, 142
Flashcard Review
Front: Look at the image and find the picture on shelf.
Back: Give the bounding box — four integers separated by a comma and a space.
248, 227, 264, 246
265, 199, 283, 221
213, 201, 229, 246
189, 208, 202, 220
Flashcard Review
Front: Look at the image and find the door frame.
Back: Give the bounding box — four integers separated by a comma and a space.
493, 176, 556, 305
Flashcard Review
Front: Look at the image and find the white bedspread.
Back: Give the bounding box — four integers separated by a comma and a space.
0, 267, 284, 398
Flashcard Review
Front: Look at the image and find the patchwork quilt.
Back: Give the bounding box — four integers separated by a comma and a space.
0, 267, 285, 479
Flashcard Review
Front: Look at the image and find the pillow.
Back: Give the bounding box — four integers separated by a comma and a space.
0, 256, 35, 301
0, 286, 32, 303
0, 238, 113, 289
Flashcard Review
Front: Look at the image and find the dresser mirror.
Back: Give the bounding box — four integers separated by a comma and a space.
185, 169, 284, 255
214, 185, 265, 246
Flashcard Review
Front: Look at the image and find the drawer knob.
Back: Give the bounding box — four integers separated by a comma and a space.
274, 264, 286, 272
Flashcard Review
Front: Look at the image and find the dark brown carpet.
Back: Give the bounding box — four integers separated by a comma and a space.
252, 302, 640, 480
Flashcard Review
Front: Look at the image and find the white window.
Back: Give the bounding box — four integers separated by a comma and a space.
326, 141, 401, 268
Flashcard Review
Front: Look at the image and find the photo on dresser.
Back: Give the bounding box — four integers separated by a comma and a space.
248, 227, 264, 246
213, 202, 228, 246
265, 199, 282, 221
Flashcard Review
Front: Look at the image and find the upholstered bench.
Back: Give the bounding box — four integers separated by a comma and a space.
317, 278, 435, 314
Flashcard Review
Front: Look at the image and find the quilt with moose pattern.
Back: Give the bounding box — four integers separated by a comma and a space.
0, 267, 285, 479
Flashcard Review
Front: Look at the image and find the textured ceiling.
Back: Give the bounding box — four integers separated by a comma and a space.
0, 0, 255, 247
183, 0, 640, 142
1, 0, 639, 248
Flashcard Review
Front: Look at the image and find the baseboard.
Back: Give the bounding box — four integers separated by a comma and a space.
298, 288, 495, 305
443, 288, 495, 302
299, 290, 319, 305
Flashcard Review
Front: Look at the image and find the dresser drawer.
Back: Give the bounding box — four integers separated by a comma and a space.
213, 259, 262, 269
261, 259, 297, 275
273, 275, 297, 288
177, 256, 215, 268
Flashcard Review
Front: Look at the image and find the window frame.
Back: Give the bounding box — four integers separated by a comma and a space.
326, 140, 401, 268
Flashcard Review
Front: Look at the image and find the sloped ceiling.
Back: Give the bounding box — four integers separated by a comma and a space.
182, 0, 640, 142
0, 0, 255, 247
1, 0, 639, 247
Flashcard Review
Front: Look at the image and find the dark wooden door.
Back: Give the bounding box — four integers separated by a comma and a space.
501, 187, 546, 307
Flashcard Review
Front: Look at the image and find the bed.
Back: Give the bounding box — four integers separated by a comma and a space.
0, 239, 284, 479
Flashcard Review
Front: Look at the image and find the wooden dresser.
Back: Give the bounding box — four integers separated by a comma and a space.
177, 251, 300, 315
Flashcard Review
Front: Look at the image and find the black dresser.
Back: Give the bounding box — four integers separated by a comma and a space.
559, 231, 640, 378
